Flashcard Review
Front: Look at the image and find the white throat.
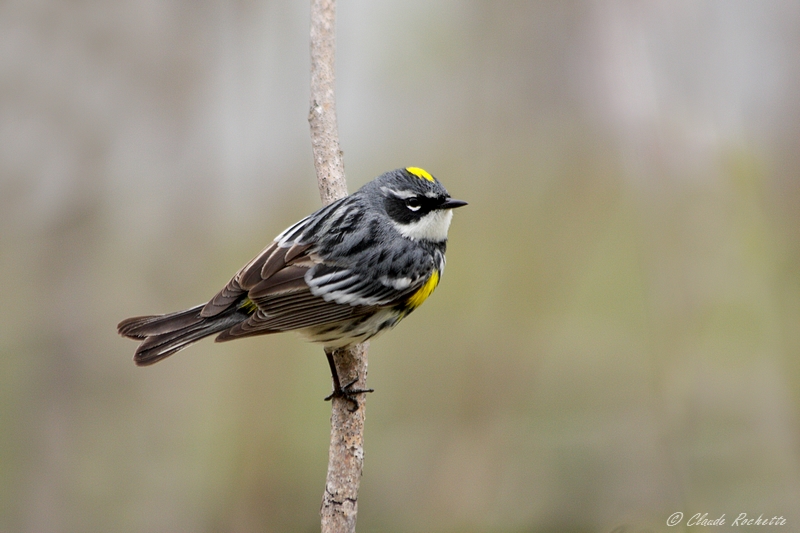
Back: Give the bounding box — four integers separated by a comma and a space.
393, 209, 453, 242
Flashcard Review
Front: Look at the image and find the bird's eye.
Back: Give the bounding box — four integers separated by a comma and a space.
404, 198, 421, 211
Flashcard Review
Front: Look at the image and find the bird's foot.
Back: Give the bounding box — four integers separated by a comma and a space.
325, 376, 374, 412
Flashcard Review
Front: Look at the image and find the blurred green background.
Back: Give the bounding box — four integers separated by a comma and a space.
3, 1, 800, 532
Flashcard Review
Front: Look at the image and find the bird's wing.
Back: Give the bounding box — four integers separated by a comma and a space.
200, 200, 438, 340
199, 207, 319, 317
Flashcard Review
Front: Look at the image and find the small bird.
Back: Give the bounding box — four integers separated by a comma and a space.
118, 167, 467, 400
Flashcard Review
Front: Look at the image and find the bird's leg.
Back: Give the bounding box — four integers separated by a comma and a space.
324, 348, 373, 411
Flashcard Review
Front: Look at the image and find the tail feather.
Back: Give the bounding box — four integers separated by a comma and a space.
118, 305, 206, 339
117, 304, 248, 366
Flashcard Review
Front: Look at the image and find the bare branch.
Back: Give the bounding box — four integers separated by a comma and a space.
309, 0, 346, 206
309, 1, 370, 532
319, 345, 370, 533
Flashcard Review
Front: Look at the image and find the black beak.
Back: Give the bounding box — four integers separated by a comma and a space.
440, 198, 468, 210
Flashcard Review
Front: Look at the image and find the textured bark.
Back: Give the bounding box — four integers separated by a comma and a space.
309, 0, 346, 205
319, 345, 370, 533
309, 1, 369, 532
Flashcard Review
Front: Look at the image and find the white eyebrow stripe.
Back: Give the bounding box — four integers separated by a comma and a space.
380, 186, 417, 199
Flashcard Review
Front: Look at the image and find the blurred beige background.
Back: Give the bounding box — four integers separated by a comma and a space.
3, 1, 800, 532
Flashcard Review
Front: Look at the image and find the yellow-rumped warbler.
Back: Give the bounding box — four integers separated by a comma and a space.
118, 167, 466, 398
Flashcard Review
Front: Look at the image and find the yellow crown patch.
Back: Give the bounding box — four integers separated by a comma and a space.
406, 167, 435, 182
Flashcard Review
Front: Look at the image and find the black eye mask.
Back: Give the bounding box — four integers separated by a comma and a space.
384, 194, 448, 225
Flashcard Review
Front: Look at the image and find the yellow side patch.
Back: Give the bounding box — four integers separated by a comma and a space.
406, 167, 435, 182
406, 270, 440, 309
239, 297, 258, 313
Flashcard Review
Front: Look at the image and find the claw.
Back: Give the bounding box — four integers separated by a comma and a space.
324, 349, 373, 411
325, 376, 374, 411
